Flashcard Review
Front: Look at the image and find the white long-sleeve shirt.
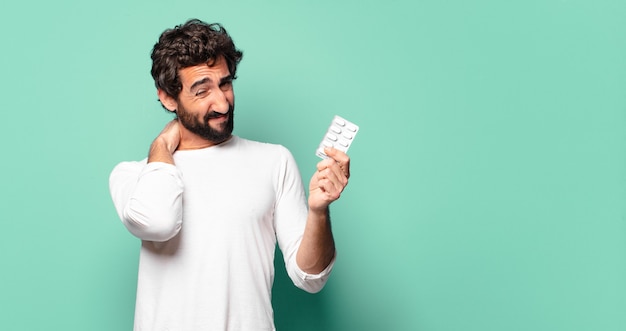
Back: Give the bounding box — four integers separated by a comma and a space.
109, 136, 334, 331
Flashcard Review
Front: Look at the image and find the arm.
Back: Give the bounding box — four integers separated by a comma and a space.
109, 120, 184, 242
296, 147, 350, 274
148, 120, 180, 165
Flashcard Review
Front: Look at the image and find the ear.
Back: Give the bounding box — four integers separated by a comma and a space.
157, 89, 178, 112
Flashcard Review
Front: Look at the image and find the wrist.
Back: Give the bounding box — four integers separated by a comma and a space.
148, 136, 177, 164
153, 135, 177, 154
308, 205, 329, 218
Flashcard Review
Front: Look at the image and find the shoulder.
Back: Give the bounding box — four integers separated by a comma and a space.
235, 136, 293, 158
110, 158, 148, 175
233, 137, 301, 176
110, 158, 178, 179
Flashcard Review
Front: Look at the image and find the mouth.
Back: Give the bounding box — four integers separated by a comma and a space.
206, 111, 230, 121
203, 105, 234, 126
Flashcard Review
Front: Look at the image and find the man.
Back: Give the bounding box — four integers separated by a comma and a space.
109, 19, 351, 330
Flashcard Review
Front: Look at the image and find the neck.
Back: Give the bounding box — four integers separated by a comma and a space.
177, 129, 232, 150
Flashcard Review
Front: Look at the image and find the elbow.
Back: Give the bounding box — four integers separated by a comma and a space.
300, 282, 325, 294
291, 273, 328, 294
123, 200, 182, 242
288, 257, 335, 294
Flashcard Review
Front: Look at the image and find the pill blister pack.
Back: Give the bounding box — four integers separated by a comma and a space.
316, 115, 359, 159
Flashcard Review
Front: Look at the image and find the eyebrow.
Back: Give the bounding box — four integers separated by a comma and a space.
220, 75, 234, 85
190, 77, 211, 92
189, 75, 234, 92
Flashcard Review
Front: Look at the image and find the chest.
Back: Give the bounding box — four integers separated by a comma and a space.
176, 157, 277, 232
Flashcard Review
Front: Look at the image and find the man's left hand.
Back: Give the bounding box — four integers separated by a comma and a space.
308, 147, 351, 213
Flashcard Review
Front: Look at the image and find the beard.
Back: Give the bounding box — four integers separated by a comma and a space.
176, 104, 235, 144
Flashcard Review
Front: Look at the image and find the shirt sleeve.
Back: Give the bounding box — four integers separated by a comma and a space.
273, 146, 336, 293
289, 253, 336, 293
109, 160, 184, 242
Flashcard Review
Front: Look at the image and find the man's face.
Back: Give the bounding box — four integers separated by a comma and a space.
175, 57, 235, 144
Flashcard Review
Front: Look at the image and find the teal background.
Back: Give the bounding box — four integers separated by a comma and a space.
1, 1, 625, 330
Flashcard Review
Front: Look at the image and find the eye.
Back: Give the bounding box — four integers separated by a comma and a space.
195, 89, 208, 96
219, 81, 233, 92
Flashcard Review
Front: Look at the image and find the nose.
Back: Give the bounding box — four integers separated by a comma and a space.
212, 89, 230, 114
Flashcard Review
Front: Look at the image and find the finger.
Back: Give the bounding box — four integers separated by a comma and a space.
323, 147, 351, 178
315, 177, 342, 200
316, 166, 345, 196
315, 158, 345, 183
326, 161, 348, 187
316, 157, 335, 172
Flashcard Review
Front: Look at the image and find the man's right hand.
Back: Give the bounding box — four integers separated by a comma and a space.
148, 120, 181, 165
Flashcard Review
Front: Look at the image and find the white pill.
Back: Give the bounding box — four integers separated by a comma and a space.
316, 115, 359, 159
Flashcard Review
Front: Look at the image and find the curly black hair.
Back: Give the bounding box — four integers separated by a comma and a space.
150, 19, 243, 101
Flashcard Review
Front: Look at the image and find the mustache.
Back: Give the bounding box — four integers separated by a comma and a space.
205, 106, 234, 120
